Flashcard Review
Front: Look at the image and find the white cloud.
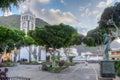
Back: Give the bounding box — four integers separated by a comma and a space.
117, 0, 120, 2
81, 13, 85, 17
42, 9, 79, 24
3, 8, 13, 16
92, 10, 99, 15
19, 0, 79, 25
61, 0, 64, 3
79, 7, 85, 11
87, 3, 92, 6
85, 8, 91, 16
96, 12, 102, 20
81, 8, 91, 17
97, 0, 113, 8
19, 5, 28, 13
97, 1, 106, 8
79, 3, 92, 17
19, 0, 78, 25
41, 8, 45, 12
38, 0, 50, 3
61, 0, 66, 5
79, 3, 91, 11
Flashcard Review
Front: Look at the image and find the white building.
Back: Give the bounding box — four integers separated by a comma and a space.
20, 8, 35, 34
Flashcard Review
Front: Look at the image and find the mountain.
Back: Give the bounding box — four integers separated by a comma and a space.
72, 44, 100, 55
0, 15, 48, 29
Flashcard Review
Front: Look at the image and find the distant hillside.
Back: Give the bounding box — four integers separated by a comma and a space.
73, 44, 100, 54
0, 15, 48, 29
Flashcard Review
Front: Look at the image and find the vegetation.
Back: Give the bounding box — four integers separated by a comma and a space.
20, 61, 40, 65
83, 2, 120, 47
41, 61, 76, 73
0, 0, 24, 15
29, 23, 78, 49
0, 61, 15, 67
0, 26, 25, 60
115, 61, 120, 76
28, 23, 81, 72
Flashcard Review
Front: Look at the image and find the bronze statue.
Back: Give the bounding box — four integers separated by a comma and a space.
103, 33, 111, 60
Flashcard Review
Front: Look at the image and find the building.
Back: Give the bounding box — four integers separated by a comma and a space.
84, 53, 103, 61
110, 38, 120, 60
20, 8, 35, 34
110, 50, 120, 60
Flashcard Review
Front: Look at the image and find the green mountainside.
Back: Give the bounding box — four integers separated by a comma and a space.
0, 15, 48, 29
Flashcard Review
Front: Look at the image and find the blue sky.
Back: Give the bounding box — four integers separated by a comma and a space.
0, 0, 120, 35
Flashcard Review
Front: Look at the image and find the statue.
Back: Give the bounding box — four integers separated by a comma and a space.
103, 33, 111, 60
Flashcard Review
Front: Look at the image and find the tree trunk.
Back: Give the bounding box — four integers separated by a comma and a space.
18, 49, 20, 62
33, 47, 37, 61
0, 54, 2, 63
64, 48, 69, 62
14, 48, 18, 62
2, 46, 7, 62
45, 48, 48, 62
29, 46, 32, 63
38, 46, 41, 61
14, 52, 17, 62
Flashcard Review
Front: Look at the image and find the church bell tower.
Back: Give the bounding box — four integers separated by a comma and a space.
20, 9, 35, 34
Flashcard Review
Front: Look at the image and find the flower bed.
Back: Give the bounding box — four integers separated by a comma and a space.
41, 61, 76, 73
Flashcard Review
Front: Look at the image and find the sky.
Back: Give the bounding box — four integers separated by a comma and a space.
0, 0, 120, 35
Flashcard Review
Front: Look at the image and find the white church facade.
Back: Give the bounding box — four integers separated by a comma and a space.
20, 9, 35, 34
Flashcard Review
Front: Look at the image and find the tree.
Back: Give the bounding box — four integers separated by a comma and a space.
29, 23, 78, 49
0, 26, 25, 62
99, 2, 120, 34
28, 23, 78, 66
71, 34, 84, 45
0, 0, 24, 14
11, 29, 25, 62
84, 2, 120, 48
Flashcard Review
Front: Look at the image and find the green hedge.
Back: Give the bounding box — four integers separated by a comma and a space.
115, 61, 120, 76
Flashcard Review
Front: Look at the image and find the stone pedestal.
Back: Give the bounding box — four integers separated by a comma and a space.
100, 61, 115, 78
98, 61, 116, 80
98, 77, 113, 80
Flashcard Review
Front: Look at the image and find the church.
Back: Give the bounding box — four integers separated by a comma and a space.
20, 8, 35, 34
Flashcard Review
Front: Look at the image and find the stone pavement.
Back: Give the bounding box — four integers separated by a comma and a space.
0, 63, 119, 80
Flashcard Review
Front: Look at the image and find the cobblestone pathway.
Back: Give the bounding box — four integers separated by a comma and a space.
0, 63, 119, 80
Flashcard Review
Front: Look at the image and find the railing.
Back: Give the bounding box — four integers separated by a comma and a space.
0, 77, 30, 80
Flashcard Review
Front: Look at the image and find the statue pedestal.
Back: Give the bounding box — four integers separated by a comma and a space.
98, 76, 113, 80
100, 61, 116, 78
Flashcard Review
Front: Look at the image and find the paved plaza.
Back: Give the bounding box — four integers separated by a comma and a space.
0, 63, 120, 80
